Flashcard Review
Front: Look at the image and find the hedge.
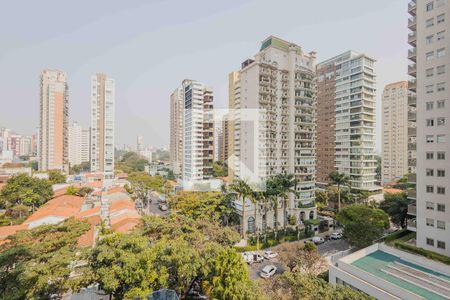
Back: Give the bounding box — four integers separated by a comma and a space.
393, 242, 450, 265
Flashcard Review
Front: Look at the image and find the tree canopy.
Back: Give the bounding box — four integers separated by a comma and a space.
379, 192, 409, 228
116, 152, 149, 173
337, 204, 390, 248
48, 169, 67, 185
169, 191, 228, 222
212, 161, 228, 177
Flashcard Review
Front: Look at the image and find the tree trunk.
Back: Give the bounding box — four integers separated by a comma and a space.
283, 198, 288, 231
242, 196, 246, 238
337, 184, 341, 212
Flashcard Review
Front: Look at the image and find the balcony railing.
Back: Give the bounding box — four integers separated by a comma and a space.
408, 48, 416, 62
408, 0, 416, 16
407, 218, 417, 230
408, 64, 417, 76
408, 94, 416, 106
408, 204, 417, 215
408, 173, 416, 183
408, 16, 417, 29
407, 189, 416, 199
408, 79, 416, 92
408, 33, 416, 46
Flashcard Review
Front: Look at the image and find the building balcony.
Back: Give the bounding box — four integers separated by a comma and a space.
407, 173, 416, 184
408, 16, 416, 30
408, 48, 416, 62
408, 158, 416, 167
408, 0, 416, 16
408, 127, 416, 136
407, 189, 416, 200
408, 111, 416, 121
408, 32, 416, 46
408, 203, 416, 216
408, 79, 416, 92
408, 94, 416, 106
408, 64, 416, 77
407, 218, 417, 231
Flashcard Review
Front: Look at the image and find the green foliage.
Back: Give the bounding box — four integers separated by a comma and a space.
393, 241, 450, 265
383, 229, 411, 243
169, 191, 228, 222
66, 185, 79, 195
212, 161, 228, 177
315, 190, 329, 210
115, 152, 149, 173
128, 172, 165, 194
29, 160, 38, 171
379, 192, 408, 228
337, 204, 390, 248
0, 218, 91, 299
153, 150, 170, 162
0, 174, 53, 210
70, 161, 90, 175
48, 169, 66, 184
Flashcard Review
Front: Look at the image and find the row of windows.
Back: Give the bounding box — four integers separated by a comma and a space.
426, 168, 446, 177
426, 218, 446, 229
425, 82, 446, 93
426, 48, 446, 60
426, 185, 446, 194
426, 202, 446, 212
426, 65, 446, 77
426, 99, 446, 110
426, 117, 446, 126
426, 134, 446, 143
426, 238, 446, 250
426, 151, 446, 159
426, 0, 447, 12
426, 30, 446, 44
426, 13, 445, 27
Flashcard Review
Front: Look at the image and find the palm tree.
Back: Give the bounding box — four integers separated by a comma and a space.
329, 171, 351, 213
229, 178, 253, 238
251, 191, 265, 249
274, 174, 299, 231
265, 177, 280, 236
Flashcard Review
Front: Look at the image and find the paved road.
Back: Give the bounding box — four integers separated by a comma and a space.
145, 196, 170, 216
248, 238, 350, 280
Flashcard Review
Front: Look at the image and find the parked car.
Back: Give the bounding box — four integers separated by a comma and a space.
159, 203, 168, 211
260, 265, 277, 279
330, 232, 343, 240
312, 236, 325, 245
242, 252, 264, 264
263, 251, 278, 259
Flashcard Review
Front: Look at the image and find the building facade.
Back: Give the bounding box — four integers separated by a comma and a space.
39, 69, 69, 172
381, 81, 409, 184
227, 71, 240, 180
407, 0, 450, 256
90, 74, 115, 178
230, 36, 317, 233
69, 121, 90, 167
169, 86, 184, 175
317, 51, 379, 191
220, 116, 229, 162
181, 79, 214, 187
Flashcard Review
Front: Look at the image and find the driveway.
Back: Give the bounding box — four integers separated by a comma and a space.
248, 256, 286, 280
145, 195, 170, 216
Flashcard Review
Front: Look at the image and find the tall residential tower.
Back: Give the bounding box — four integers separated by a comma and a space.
170, 86, 184, 175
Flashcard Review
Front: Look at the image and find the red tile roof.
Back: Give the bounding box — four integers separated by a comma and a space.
384, 188, 405, 194
24, 195, 85, 224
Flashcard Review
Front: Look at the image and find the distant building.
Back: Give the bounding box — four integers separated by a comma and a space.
381, 81, 409, 184
220, 115, 229, 162
136, 135, 144, 152
90, 74, 115, 178
39, 69, 69, 172
170, 86, 183, 175
69, 122, 90, 167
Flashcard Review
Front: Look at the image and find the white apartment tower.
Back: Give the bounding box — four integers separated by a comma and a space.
90, 73, 115, 178
170, 87, 184, 175
181, 79, 214, 186
317, 51, 379, 191
69, 121, 90, 166
231, 36, 317, 232
407, 0, 450, 256
39, 69, 69, 172
381, 81, 409, 184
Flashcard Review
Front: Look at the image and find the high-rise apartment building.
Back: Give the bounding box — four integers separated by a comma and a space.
381, 81, 409, 184
220, 116, 229, 162
90, 73, 115, 178
136, 135, 144, 152
69, 121, 90, 166
407, 0, 450, 256
227, 71, 240, 180
181, 79, 214, 186
230, 36, 317, 233
317, 51, 379, 191
39, 69, 69, 172
170, 86, 184, 175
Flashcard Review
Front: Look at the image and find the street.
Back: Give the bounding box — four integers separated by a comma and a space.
248, 238, 350, 280
145, 194, 170, 217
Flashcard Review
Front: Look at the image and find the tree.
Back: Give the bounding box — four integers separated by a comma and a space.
278, 242, 304, 272
212, 161, 228, 177
70, 161, 90, 174
278, 242, 325, 275
379, 192, 409, 228
273, 174, 298, 230
264, 272, 374, 300
0, 218, 91, 299
48, 170, 66, 184
229, 179, 253, 238
169, 191, 226, 222
315, 190, 329, 210
337, 204, 390, 248
90, 232, 159, 299
115, 152, 149, 173
329, 171, 350, 212
66, 185, 79, 195
0, 174, 53, 211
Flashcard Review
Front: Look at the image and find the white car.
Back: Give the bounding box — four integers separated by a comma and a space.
263, 251, 278, 259
330, 232, 343, 240
260, 265, 277, 279
312, 236, 325, 245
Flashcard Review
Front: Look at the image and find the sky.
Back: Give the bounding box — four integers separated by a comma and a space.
0, 0, 409, 150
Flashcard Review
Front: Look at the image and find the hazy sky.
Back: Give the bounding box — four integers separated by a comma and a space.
0, 0, 408, 150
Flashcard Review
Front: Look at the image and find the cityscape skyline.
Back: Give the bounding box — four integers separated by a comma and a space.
0, 0, 408, 149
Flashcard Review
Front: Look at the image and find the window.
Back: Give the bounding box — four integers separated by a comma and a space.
427, 185, 434, 193
437, 152, 446, 159
437, 169, 445, 177
426, 201, 435, 210
437, 203, 446, 212
437, 13, 445, 24
426, 218, 434, 227
437, 99, 446, 108
426, 34, 434, 44
437, 117, 446, 126
426, 135, 434, 143
437, 48, 446, 57
427, 238, 434, 246
247, 216, 255, 233
426, 168, 434, 176
437, 65, 446, 75
426, 68, 434, 77
426, 51, 434, 60
437, 241, 446, 249
437, 82, 446, 92
437, 134, 446, 143
437, 30, 445, 41
427, 118, 434, 126
427, 18, 435, 27
426, 85, 434, 94
437, 186, 446, 194
426, 1, 434, 11
427, 101, 434, 110
437, 220, 446, 229
426, 152, 434, 159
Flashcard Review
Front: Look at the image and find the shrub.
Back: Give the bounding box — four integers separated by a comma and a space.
393, 242, 450, 265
